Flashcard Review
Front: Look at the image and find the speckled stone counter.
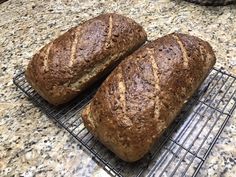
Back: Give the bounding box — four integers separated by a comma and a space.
0, 0, 236, 176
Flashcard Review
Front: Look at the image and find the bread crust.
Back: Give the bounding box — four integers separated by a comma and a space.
82, 33, 216, 162
25, 13, 147, 105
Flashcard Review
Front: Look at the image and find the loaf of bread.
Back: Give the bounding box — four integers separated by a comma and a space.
25, 13, 147, 105
82, 33, 216, 162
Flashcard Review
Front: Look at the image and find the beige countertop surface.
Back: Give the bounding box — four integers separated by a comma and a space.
0, 0, 236, 176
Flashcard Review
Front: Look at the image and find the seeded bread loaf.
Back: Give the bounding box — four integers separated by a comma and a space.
82, 33, 216, 162
25, 13, 147, 105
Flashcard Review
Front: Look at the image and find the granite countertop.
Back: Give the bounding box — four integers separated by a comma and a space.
0, 0, 236, 177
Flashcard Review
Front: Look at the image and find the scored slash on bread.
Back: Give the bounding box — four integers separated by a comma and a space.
81, 33, 216, 162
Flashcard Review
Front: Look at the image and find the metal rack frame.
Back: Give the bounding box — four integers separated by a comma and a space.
13, 68, 236, 177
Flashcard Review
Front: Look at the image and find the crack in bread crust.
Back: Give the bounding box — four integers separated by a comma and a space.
67, 52, 124, 91
69, 27, 79, 67
148, 49, 165, 133
107, 15, 113, 41
118, 67, 133, 127
104, 15, 113, 49
173, 34, 189, 68
43, 43, 53, 71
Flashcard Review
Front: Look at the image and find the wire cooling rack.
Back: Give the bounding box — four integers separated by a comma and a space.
13, 68, 236, 177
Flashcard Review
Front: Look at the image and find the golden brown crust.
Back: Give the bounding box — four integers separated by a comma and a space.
81, 33, 216, 162
25, 13, 147, 105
